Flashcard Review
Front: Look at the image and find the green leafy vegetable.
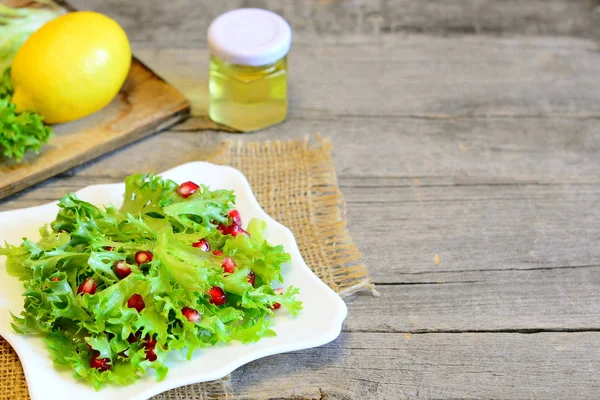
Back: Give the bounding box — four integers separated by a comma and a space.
0, 174, 302, 389
0, 2, 59, 161
0, 75, 53, 161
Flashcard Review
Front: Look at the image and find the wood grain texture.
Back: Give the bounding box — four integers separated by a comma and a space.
344, 268, 600, 332
68, 0, 600, 46
131, 37, 600, 119
232, 332, 600, 399
2, 0, 600, 398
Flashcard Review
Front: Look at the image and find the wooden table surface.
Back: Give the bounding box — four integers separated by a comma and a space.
3, 0, 600, 398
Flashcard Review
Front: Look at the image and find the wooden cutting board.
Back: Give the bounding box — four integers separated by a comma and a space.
0, 0, 190, 200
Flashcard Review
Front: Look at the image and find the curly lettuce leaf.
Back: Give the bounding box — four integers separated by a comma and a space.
0, 92, 52, 161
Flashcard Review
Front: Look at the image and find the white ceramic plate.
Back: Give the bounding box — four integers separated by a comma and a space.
0, 162, 347, 400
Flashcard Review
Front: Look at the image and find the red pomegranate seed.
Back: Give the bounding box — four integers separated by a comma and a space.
113, 260, 131, 279
90, 353, 111, 371
207, 286, 227, 305
142, 336, 158, 361
127, 294, 145, 312
221, 257, 236, 273
270, 288, 285, 310
228, 209, 242, 226
77, 277, 97, 295
50, 277, 60, 282
143, 335, 157, 351
192, 238, 211, 252
247, 270, 256, 287
212, 249, 223, 256
177, 181, 199, 198
135, 251, 153, 265
217, 223, 230, 235
146, 350, 157, 362
104, 246, 114, 251
181, 307, 201, 323
230, 224, 249, 237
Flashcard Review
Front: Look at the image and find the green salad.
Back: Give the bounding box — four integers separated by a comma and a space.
0, 174, 301, 389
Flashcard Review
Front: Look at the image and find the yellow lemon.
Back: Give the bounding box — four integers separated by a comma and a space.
11, 11, 131, 124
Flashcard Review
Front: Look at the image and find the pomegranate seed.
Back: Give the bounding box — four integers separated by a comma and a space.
113, 260, 131, 279
127, 294, 145, 312
50, 277, 60, 282
135, 251, 153, 265
104, 246, 114, 251
177, 181, 199, 198
212, 249, 223, 256
77, 277, 97, 295
146, 350, 157, 362
142, 336, 158, 361
90, 353, 111, 371
221, 257, 236, 273
192, 238, 211, 252
270, 288, 284, 310
181, 307, 201, 323
247, 270, 256, 287
207, 286, 227, 305
228, 209, 242, 226
217, 223, 230, 235
230, 225, 249, 237
143, 335, 157, 351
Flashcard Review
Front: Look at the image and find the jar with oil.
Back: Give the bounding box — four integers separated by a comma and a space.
208, 9, 291, 132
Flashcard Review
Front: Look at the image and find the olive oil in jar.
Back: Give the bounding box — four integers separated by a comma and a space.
209, 56, 287, 132
207, 9, 291, 132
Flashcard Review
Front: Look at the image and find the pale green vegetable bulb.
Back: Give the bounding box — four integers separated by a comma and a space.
0, 2, 61, 76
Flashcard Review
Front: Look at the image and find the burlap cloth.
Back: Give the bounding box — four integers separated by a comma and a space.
0, 137, 373, 399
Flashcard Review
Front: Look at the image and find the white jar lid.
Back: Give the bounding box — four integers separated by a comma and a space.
208, 8, 291, 67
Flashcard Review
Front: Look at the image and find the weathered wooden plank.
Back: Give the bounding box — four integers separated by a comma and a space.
132, 37, 600, 118
231, 331, 600, 399
69, 0, 600, 46
343, 267, 600, 332
343, 180, 600, 279
0, 115, 597, 185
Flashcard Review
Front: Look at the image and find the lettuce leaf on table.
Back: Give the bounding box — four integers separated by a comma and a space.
0, 173, 302, 389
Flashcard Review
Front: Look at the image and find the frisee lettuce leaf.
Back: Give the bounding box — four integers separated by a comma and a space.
0, 173, 301, 389
0, 83, 53, 161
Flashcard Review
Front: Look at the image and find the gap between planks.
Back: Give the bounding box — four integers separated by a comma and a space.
341, 327, 600, 335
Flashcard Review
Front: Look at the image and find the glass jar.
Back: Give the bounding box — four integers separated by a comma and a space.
208, 9, 291, 132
